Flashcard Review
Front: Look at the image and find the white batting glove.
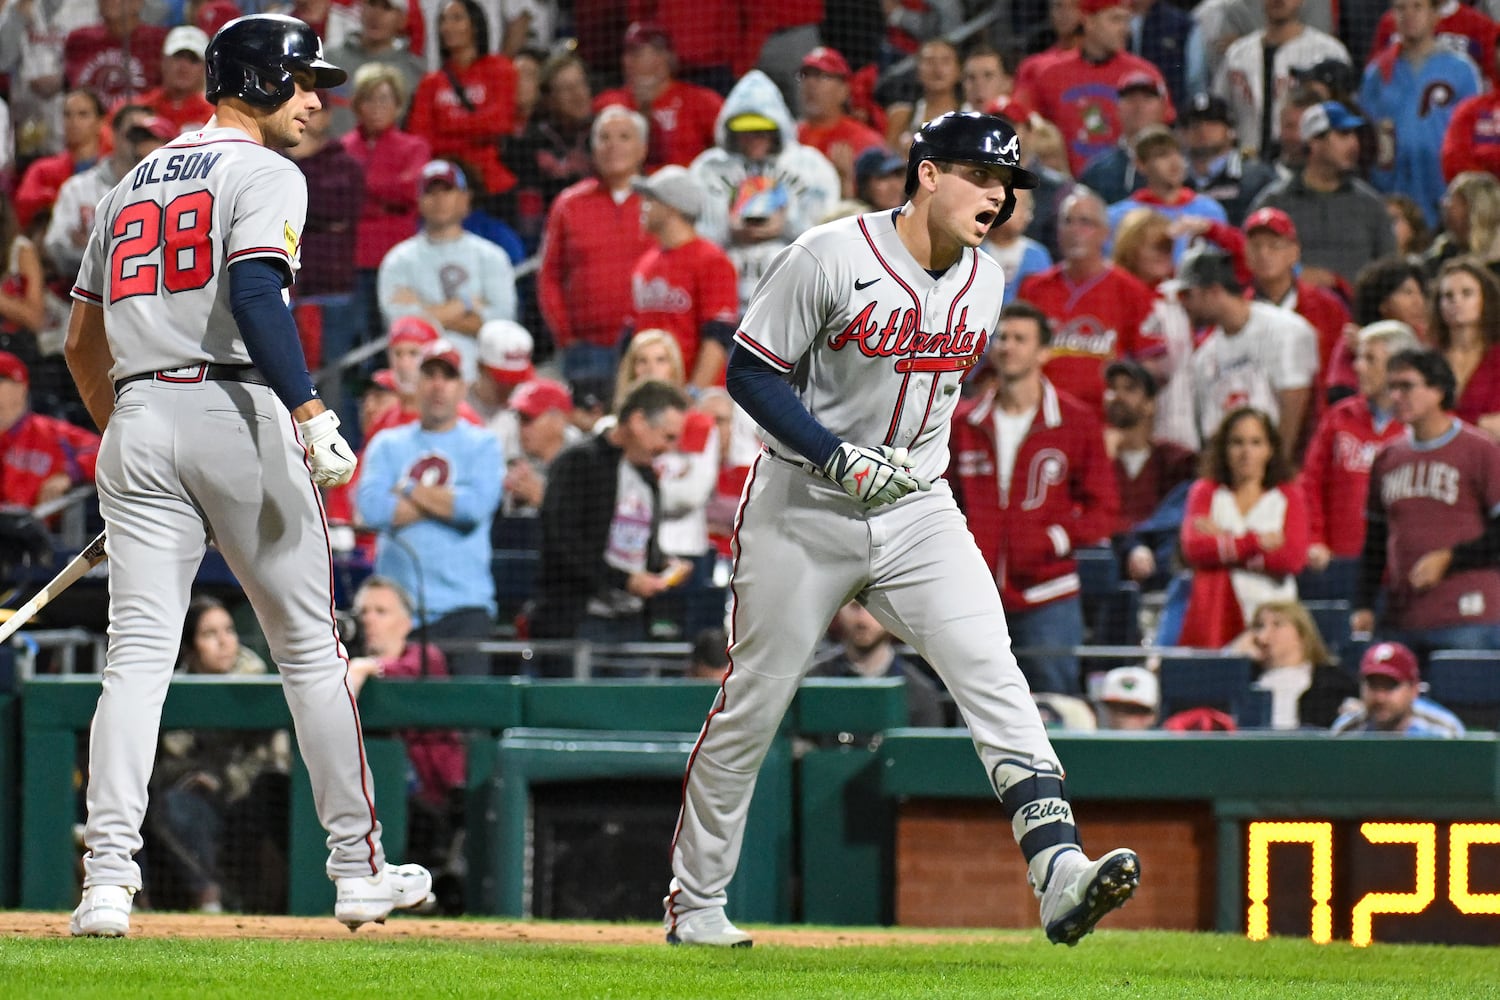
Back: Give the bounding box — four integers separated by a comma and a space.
297, 410, 358, 487
823, 443, 928, 507
887, 446, 935, 493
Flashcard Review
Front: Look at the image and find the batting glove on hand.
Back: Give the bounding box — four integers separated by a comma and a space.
298, 410, 358, 487
823, 443, 930, 507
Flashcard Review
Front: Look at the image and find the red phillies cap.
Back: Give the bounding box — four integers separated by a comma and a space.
0, 350, 27, 384
623, 21, 672, 50
1360, 642, 1421, 685
1243, 207, 1298, 241
419, 338, 463, 375
801, 46, 851, 80
1081, 0, 1129, 13
511, 378, 573, 419
388, 315, 441, 347
127, 116, 177, 142
369, 368, 400, 393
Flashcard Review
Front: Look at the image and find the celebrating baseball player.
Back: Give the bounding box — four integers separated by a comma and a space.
665, 112, 1140, 948
62, 14, 432, 936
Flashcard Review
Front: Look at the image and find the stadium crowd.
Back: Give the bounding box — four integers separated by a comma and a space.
6, 0, 1500, 753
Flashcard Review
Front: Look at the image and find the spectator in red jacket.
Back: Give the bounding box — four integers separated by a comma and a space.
342, 62, 433, 351
538, 104, 655, 382
0, 351, 100, 509
62, 0, 167, 108
14, 88, 105, 232
134, 26, 214, 134
593, 21, 723, 170
406, 0, 519, 199
1299, 319, 1417, 574
794, 46, 884, 199
628, 166, 740, 389
1441, 89, 1500, 182
1178, 407, 1309, 648
950, 302, 1120, 695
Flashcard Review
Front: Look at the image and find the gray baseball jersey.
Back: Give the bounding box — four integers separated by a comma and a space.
733, 210, 1001, 480
667, 209, 1063, 930
71, 126, 388, 893
75, 128, 306, 379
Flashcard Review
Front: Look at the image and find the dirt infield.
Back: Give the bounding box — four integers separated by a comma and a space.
0, 910, 1023, 948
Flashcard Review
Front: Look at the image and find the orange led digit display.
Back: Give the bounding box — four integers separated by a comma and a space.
1449, 823, 1500, 916
1350, 823, 1437, 948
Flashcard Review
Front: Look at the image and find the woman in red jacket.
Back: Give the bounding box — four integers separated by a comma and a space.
1178, 407, 1309, 647
406, 0, 519, 202
341, 64, 433, 354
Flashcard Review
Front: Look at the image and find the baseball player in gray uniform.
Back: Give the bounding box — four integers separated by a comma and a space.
62, 14, 431, 936
665, 112, 1140, 948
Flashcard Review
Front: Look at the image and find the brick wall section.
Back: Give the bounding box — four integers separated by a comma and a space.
895, 800, 1217, 930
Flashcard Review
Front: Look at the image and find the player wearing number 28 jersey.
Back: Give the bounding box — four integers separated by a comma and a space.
665, 113, 1139, 949
63, 14, 431, 937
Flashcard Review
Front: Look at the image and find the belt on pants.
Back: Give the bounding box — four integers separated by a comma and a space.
764, 447, 823, 477
115, 363, 268, 394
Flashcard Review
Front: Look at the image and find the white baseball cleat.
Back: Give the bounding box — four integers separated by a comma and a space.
70, 884, 134, 938
665, 906, 753, 947
334, 863, 434, 931
1039, 847, 1140, 946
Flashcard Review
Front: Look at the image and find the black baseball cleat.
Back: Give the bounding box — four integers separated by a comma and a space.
1039, 848, 1140, 946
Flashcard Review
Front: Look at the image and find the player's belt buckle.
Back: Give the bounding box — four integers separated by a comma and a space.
154, 364, 209, 384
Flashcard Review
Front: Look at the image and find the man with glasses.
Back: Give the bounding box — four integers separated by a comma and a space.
1353, 348, 1500, 664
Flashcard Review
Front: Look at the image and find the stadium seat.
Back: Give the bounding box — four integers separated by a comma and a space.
1302, 599, 1352, 658
1425, 651, 1500, 729
1075, 546, 1120, 598
1296, 557, 1359, 603
1158, 652, 1254, 720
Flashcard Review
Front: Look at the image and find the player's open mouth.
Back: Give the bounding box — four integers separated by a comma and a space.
976, 210, 997, 227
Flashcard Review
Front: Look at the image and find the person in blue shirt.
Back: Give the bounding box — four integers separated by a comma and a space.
356, 339, 504, 676
1106, 125, 1227, 263
1358, 0, 1483, 227
1331, 641, 1467, 736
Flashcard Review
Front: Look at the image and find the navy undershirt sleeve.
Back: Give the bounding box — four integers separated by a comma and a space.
725, 345, 842, 468
229, 258, 319, 413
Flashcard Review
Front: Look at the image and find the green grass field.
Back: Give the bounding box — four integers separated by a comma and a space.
3, 927, 1497, 999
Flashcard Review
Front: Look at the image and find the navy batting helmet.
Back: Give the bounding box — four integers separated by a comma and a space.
906, 111, 1039, 224
206, 14, 347, 109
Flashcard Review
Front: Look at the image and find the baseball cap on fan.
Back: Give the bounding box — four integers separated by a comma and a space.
125, 116, 178, 143
388, 315, 441, 347
1100, 666, 1160, 711
800, 46, 851, 80
1299, 101, 1364, 142
510, 378, 573, 420
477, 320, 534, 384
0, 350, 28, 384
419, 338, 463, 376
1117, 71, 1164, 100
1243, 206, 1297, 241
420, 160, 468, 194
164, 25, 209, 59
855, 146, 905, 184
632, 165, 706, 221
1360, 642, 1421, 686
623, 21, 672, 51
1079, 0, 1129, 14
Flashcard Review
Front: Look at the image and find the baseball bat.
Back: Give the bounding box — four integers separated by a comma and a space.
0, 530, 108, 644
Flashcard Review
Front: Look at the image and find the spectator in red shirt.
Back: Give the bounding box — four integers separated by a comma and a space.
1441, 88, 1500, 182
1299, 319, 1417, 575
538, 104, 655, 381
949, 302, 1120, 695
62, 0, 167, 108
1017, 187, 1162, 417
135, 26, 214, 135
794, 46, 884, 198
407, 0, 519, 200
14, 88, 105, 232
342, 62, 433, 355
0, 351, 100, 509
628, 165, 740, 388
1012, 0, 1175, 176
593, 21, 723, 170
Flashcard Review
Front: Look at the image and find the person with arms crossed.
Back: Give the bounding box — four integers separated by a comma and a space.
666, 112, 1139, 949
62, 14, 432, 938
